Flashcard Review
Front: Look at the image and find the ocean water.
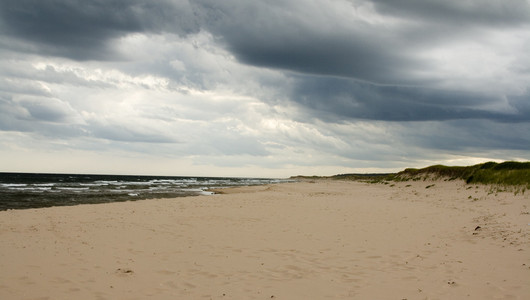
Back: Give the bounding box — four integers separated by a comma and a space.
0, 173, 291, 211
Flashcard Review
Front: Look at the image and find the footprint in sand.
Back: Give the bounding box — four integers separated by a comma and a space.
115, 268, 134, 276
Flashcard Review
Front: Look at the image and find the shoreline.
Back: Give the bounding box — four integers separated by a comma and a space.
1, 179, 528, 299
0, 173, 290, 211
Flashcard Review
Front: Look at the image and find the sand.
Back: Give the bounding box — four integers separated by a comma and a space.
0, 179, 529, 299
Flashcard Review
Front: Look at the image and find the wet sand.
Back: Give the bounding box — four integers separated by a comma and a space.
1, 180, 529, 299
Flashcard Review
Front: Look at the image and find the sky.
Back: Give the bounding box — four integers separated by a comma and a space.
0, 0, 529, 178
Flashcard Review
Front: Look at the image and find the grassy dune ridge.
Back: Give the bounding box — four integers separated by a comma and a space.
295, 161, 530, 187
393, 161, 530, 186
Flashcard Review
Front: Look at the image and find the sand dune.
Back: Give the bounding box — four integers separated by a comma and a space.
1, 180, 529, 299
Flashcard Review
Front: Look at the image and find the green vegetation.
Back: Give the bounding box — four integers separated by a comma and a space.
309, 161, 530, 188
392, 161, 530, 186
330, 173, 391, 182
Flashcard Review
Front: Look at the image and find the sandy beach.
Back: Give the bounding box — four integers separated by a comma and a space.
1, 179, 529, 299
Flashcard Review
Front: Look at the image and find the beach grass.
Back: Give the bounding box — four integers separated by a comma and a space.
393, 161, 530, 186
301, 161, 530, 189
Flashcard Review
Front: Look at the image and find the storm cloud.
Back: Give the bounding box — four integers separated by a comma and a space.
0, 0, 528, 176
0, 0, 198, 59
290, 76, 530, 122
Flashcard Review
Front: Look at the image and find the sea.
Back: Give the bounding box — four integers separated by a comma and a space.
0, 173, 292, 211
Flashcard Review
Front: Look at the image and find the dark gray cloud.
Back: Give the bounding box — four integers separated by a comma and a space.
0, 0, 198, 59
289, 76, 530, 122
193, 0, 424, 85
401, 119, 530, 155
367, 0, 530, 50
371, 0, 530, 27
